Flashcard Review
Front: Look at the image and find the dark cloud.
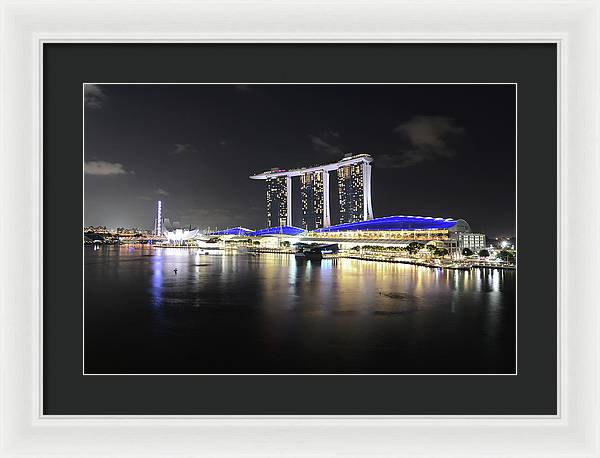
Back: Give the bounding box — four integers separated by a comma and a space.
84, 160, 131, 176
377, 116, 465, 168
308, 131, 343, 155
170, 143, 198, 155
84, 84, 107, 109
136, 188, 170, 202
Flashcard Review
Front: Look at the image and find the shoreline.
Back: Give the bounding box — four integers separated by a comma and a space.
144, 245, 517, 271
341, 254, 515, 271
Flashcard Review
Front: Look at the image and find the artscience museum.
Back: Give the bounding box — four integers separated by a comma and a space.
163, 228, 200, 244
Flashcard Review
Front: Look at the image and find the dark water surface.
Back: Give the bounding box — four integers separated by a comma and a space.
84, 245, 516, 374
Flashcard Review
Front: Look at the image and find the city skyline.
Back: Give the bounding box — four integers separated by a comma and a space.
84, 83, 516, 237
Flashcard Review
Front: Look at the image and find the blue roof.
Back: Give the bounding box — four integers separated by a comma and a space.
314, 215, 457, 233
210, 227, 254, 236
248, 226, 305, 236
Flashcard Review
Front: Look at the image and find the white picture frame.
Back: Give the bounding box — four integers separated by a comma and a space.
0, 0, 598, 456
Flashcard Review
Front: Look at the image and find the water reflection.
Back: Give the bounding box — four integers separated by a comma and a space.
84, 246, 516, 374
151, 249, 163, 308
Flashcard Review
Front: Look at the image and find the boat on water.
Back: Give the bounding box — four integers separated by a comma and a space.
294, 243, 339, 260
303, 251, 324, 261
199, 248, 224, 255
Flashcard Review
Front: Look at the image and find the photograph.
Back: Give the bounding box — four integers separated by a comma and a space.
83, 83, 516, 375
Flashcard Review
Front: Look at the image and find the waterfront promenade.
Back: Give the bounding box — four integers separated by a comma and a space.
153, 244, 516, 271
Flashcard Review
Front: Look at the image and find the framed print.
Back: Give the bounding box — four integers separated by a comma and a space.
1, 0, 599, 457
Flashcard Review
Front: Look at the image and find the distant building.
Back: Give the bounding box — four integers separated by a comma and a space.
247, 225, 305, 237
163, 228, 200, 244
300, 171, 329, 230
250, 153, 373, 227
84, 225, 109, 234
210, 227, 254, 236
454, 233, 486, 252
302, 215, 486, 255
337, 155, 373, 223
154, 200, 163, 236
249, 155, 486, 255
246, 226, 305, 249
266, 175, 291, 227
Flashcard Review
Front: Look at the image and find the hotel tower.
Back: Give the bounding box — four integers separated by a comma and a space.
251, 154, 373, 228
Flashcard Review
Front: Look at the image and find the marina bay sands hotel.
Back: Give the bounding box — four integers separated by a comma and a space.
250, 153, 374, 230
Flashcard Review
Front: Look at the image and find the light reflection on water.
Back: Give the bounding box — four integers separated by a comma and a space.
151, 249, 163, 307
85, 245, 516, 374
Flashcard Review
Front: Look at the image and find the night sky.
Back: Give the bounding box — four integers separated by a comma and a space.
84, 84, 516, 237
